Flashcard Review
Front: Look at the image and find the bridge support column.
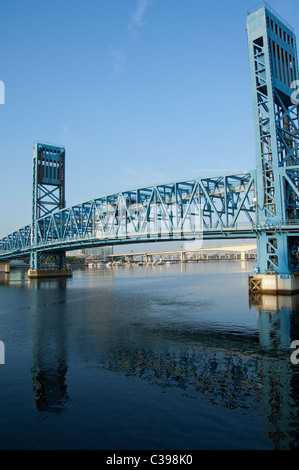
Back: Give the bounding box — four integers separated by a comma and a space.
249, 273, 299, 295
0, 262, 10, 274
247, 7, 299, 295
28, 143, 72, 280
28, 268, 72, 279
28, 251, 72, 279
249, 234, 299, 294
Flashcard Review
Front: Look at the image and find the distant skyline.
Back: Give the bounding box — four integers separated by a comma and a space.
0, 0, 298, 237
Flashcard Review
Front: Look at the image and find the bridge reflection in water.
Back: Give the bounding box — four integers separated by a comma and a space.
3, 269, 293, 449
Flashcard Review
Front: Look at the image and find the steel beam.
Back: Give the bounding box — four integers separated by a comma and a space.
247, 4, 299, 291
30, 142, 70, 277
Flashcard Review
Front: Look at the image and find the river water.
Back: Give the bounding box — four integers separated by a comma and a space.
0, 260, 298, 450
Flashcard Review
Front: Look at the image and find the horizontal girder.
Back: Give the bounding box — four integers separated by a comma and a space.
0, 171, 258, 260
0, 168, 298, 262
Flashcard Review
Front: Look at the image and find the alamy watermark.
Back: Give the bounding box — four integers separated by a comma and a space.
0, 341, 4, 364
0, 80, 4, 104
291, 80, 299, 105
290, 340, 299, 365
92, 199, 204, 248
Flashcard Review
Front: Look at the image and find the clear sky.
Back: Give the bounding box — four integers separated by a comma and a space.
0, 0, 298, 237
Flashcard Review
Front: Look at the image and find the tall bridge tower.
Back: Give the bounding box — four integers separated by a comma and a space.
28, 142, 71, 278
247, 4, 299, 293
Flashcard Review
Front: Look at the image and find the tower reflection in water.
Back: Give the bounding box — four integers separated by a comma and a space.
23, 272, 299, 449
249, 293, 299, 450
29, 279, 69, 414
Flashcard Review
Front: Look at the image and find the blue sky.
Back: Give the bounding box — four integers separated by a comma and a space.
0, 0, 298, 237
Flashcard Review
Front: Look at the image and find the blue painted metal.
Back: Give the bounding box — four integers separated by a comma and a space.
0, 4, 299, 277
31, 143, 66, 270
247, 3, 299, 274
0, 171, 257, 261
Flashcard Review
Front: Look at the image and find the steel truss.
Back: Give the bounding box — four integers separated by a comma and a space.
0, 225, 31, 255
1, 5, 299, 277
0, 172, 256, 260
31, 143, 66, 270
247, 5, 299, 275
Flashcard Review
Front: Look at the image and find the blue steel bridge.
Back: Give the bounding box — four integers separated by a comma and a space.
0, 169, 258, 258
0, 4, 299, 292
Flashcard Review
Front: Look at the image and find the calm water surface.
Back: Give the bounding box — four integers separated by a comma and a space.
0, 261, 299, 450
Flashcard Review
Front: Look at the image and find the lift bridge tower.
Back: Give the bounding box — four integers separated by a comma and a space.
28, 143, 71, 279
247, 4, 299, 293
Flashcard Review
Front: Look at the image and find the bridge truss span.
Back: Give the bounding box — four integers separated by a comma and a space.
0, 171, 257, 260
38, 171, 256, 245
2, 5, 299, 290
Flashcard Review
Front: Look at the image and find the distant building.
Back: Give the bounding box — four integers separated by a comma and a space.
78, 246, 113, 259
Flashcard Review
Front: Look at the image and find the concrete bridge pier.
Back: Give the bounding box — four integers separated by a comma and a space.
28, 267, 72, 280
145, 254, 153, 264
248, 273, 299, 295
0, 262, 10, 274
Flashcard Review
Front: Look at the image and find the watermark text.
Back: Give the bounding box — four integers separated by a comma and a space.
290, 340, 299, 364
0, 81, 4, 104
291, 80, 299, 105
0, 341, 4, 364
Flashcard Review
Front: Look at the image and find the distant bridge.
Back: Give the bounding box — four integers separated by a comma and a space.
0, 5, 299, 292
100, 243, 257, 263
